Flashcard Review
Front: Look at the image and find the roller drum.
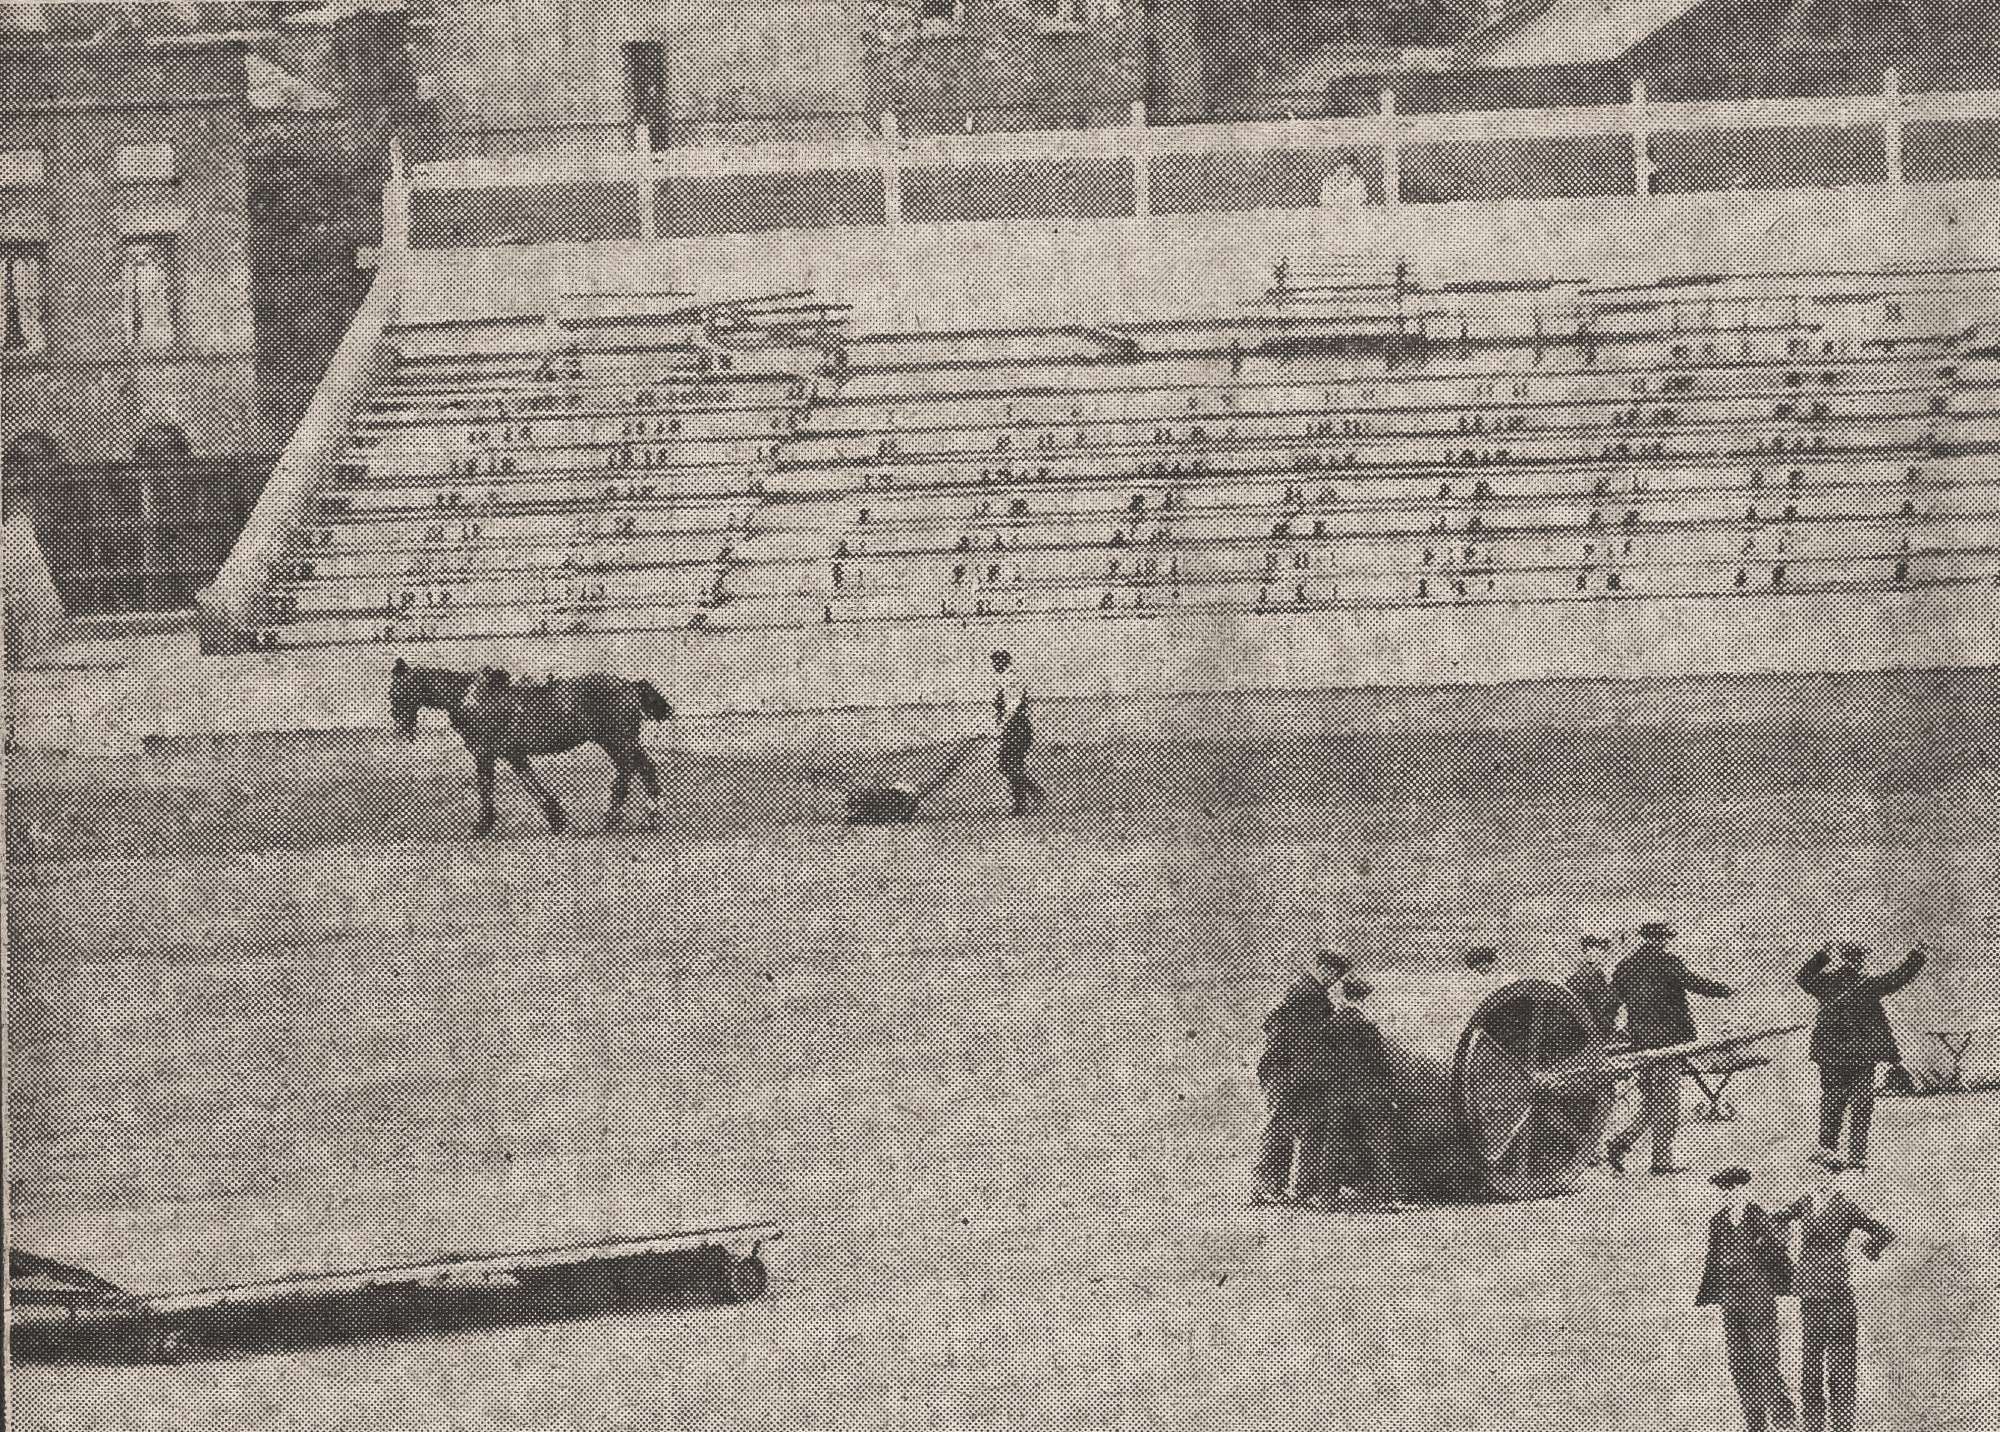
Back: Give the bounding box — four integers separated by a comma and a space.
1368, 975, 1614, 1199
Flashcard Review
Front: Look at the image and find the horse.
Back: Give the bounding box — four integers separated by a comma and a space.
389, 659, 674, 833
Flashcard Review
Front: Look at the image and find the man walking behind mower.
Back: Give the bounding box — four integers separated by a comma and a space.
1604, 922, 1739, 1174
1798, 944, 1926, 1170
991, 651, 1044, 815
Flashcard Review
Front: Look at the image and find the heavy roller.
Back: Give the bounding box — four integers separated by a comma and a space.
1362, 974, 1803, 1200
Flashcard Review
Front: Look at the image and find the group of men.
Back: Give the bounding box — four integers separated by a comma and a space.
1698, 1160, 1896, 1432
1566, 924, 1927, 1175
1252, 951, 1417, 1209
1254, 923, 1931, 1432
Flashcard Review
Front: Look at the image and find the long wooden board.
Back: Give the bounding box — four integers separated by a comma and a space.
9, 1224, 778, 1318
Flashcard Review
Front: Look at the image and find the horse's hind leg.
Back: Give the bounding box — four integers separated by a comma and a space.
506, 753, 567, 832
632, 745, 662, 829
473, 753, 498, 835
601, 743, 633, 831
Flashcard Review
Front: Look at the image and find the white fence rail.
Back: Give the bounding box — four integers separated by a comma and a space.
390, 77, 2000, 249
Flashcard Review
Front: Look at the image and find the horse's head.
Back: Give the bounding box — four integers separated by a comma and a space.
389, 657, 423, 739
390, 658, 475, 737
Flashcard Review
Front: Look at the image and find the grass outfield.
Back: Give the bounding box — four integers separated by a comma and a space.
8, 697, 2000, 1430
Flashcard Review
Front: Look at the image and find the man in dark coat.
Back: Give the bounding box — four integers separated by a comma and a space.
1774, 1161, 1894, 1432
1254, 953, 1346, 1203
1798, 944, 1926, 1169
1698, 1168, 1798, 1432
1604, 922, 1737, 1173
1318, 978, 1418, 1208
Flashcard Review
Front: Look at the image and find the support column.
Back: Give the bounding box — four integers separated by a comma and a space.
880, 112, 903, 225
1378, 90, 1400, 207
635, 158, 657, 243
1131, 101, 1151, 218
380, 135, 410, 256
138, 463, 165, 611
630, 122, 658, 240
2, 499, 64, 664
1631, 79, 1654, 196
1882, 67, 1904, 186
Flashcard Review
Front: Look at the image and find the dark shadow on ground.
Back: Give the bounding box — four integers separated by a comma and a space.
10, 713, 1998, 868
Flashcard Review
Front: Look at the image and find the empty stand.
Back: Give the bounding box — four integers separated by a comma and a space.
234, 268, 2000, 654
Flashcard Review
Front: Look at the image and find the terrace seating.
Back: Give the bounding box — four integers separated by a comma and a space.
239, 270, 2000, 650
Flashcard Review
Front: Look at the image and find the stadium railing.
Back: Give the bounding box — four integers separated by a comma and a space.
398, 77, 2000, 250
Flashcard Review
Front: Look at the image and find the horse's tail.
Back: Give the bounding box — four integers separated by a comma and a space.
634, 680, 673, 721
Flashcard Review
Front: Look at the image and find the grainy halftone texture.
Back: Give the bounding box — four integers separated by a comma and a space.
9, 10, 2000, 1431
10, 685, 1999, 1429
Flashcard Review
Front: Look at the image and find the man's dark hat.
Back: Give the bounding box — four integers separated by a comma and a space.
1315, 951, 1353, 978
1637, 921, 1675, 941
1464, 947, 1498, 969
1342, 978, 1374, 1001
1711, 1167, 1753, 1189
1580, 936, 1612, 950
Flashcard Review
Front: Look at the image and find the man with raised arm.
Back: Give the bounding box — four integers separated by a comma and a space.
1798, 943, 1926, 1170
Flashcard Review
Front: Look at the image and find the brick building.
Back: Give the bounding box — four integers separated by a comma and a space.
0, 13, 420, 619
404, 0, 1207, 146
405, 0, 874, 146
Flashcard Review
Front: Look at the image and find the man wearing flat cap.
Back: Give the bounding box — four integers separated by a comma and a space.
1318, 977, 1417, 1208
1774, 1161, 1894, 1432
1254, 952, 1349, 1203
1797, 943, 1926, 1170
1567, 935, 1616, 1036
1604, 922, 1737, 1174
1699, 1168, 1797, 1432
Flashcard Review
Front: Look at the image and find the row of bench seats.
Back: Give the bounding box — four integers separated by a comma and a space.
256, 272, 2000, 648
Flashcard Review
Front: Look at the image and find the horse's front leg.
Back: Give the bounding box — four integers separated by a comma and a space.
601, 744, 633, 831
506, 752, 567, 832
632, 745, 663, 830
473, 752, 498, 834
